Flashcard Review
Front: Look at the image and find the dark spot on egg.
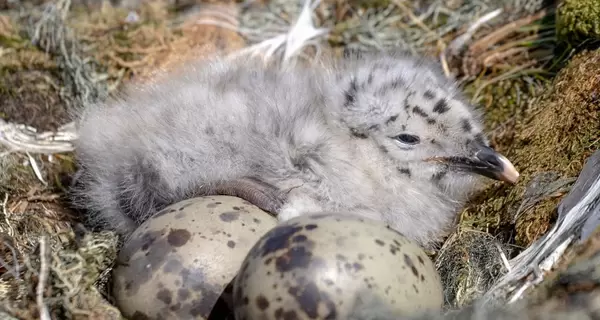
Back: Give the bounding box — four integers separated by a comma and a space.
292, 235, 308, 243
304, 224, 318, 230
344, 262, 353, 271
163, 259, 183, 274
375, 239, 385, 246
219, 211, 240, 222
256, 295, 270, 310
156, 288, 172, 305
404, 253, 419, 278
178, 288, 190, 301
206, 202, 219, 209
417, 255, 425, 265
274, 308, 299, 320
288, 282, 337, 319
177, 201, 194, 211
167, 229, 191, 247
140, 233, 157, 251
227, 240, 236, 248
255, 224, 304, 257
275, 246, 312, 272
253, 218, 261, 224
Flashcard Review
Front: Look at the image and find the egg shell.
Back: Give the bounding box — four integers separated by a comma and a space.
112, 196, 277, 319
233, 213, 443, 320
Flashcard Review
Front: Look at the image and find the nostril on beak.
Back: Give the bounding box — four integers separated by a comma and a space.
475, 147, 503, 170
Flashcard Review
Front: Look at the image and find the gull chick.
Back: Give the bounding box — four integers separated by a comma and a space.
70, 50, 518, 248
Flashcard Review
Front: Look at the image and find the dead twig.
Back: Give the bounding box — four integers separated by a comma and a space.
469, 9, 549, 55
37, 236, 51, 320
26, 194, 61, 202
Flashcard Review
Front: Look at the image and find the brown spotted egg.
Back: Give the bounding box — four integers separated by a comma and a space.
112, 195, 277, 319
233, 213, 443, 320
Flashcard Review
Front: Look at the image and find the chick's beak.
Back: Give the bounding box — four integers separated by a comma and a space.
471, 146, 520, 184
426, 145, 520, 184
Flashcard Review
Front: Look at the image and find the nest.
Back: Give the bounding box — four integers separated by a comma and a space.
0, 0, 599, 318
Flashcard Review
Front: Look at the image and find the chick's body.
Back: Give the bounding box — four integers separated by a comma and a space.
72, 51, 515, 248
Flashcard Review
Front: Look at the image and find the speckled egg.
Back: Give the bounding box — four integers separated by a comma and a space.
233, 213, 443, 320
112, 196, 278, 319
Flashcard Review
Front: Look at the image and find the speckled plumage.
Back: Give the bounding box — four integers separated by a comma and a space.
70, 50, 514, 248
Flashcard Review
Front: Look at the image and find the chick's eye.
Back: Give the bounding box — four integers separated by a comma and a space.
395, 134, 420, 145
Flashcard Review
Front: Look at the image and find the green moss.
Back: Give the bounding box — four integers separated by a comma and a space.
556, 0, 600, 44
465, 77, 549, 134
0, 34, 27, 47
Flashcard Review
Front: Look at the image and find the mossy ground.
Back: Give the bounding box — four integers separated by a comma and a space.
0, 0, 599, 318
556, 0, 600, 45
0, 14, 66, 131
459, 48, 600, 247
